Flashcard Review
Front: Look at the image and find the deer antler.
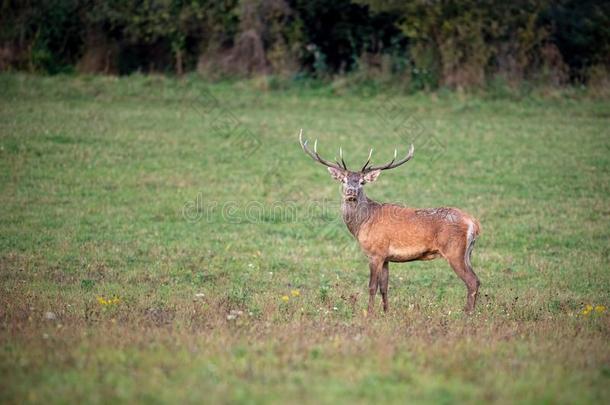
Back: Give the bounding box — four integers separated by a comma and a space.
362, 144, 414, 172
299, 129, 348, 170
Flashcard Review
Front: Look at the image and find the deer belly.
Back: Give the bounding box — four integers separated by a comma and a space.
387, 245, 437, 262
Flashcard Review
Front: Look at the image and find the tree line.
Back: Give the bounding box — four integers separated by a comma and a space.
1, 0, 608, 90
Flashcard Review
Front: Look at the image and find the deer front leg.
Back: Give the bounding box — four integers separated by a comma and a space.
380, 261, 389, 312
367, 257, 384, 314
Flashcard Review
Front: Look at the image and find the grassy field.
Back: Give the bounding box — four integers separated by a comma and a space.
0, 74, 609, 404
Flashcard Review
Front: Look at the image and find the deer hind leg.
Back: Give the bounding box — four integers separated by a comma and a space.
447, 254, 480, 313
367, 257, 384, 314
446, 235, 480, 314
379, 261, 390, 312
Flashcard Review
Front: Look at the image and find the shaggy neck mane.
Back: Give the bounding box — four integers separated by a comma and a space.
341, 193, 380, 237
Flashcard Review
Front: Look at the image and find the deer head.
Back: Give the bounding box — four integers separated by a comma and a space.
298, 129, 415, 203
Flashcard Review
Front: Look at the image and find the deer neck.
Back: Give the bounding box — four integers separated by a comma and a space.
341, 192, 379, 237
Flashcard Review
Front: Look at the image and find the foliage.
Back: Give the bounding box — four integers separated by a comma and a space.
0, 0, 83, 73
1, 0, 608, 87
83, 0, 240, 74
360, 0, 556, 88
542, 0, 610, 76
292, 0, 406, 76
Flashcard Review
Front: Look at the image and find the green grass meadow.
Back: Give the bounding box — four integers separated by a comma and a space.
0, 74, 609, 403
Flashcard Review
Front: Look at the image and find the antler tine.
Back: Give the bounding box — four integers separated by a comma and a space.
338, 147, 348, 169
298, 129, 345, 170
365, 144, 415, 172
361, 148, 374, 171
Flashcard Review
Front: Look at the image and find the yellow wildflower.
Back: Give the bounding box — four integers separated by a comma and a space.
281, 295, 290, 302
97, 296, 120, 306
291, 289, 300, 297
581, 304, 593, 315
594, 305, 606, 313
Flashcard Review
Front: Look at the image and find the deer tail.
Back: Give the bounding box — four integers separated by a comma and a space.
465, 216, 480, 269
472, 217, 481, 238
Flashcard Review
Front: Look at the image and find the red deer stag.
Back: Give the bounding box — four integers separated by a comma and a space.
299, 129, 481, 314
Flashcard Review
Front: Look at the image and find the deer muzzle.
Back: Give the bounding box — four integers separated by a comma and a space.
344, 189, 358, 201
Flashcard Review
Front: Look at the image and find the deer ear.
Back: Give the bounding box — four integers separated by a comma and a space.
327, 167, 346, 182
362, 169, 381, 183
